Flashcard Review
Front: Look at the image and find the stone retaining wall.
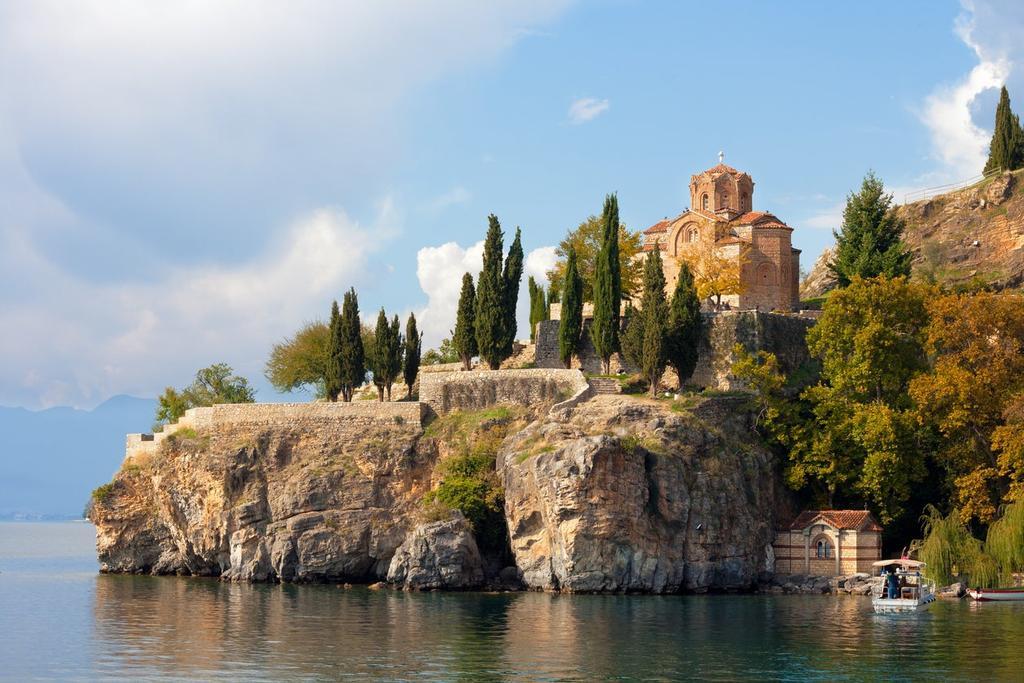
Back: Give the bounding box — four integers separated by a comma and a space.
125, 401, 426, 461
535, 311, 816, 390
419, 368, 588, 415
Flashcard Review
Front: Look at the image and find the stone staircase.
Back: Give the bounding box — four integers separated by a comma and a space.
588, 377, 622, 395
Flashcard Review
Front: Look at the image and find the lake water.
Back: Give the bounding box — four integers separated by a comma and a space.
2, 523, 1023, 681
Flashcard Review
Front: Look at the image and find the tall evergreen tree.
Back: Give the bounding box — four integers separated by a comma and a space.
453, 273, 477, 370
386, 314, 403, 401
501, 227, 524, 357
638, 249, 669, 397
403, 313, 422, 399
528, 276, 548, 342
325, 300, 342, 401
828, 172, 912, 287
475, 214, 506, 370
984, 86, 1024, 174
369, 309, 402, 401
558, 248, 584, 369
665, 263, 702, 388
590, 193, 621, 373
339, 288, 365, 402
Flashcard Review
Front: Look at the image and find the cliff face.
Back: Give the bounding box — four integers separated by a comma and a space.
500, 396, 778, 593
800, 170, 1024, 298
91, 404, 433, 582
91, 395, 782, 593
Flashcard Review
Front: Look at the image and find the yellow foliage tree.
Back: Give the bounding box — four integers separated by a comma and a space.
676, 239, 745, 309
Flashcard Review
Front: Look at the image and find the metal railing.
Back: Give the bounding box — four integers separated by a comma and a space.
902, 170, 1000, 204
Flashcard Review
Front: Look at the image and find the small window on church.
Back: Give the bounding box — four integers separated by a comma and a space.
701, 193, 709, 211
688, 228, 699, 242
816, 539, 833, 559
741, 192, 748, 210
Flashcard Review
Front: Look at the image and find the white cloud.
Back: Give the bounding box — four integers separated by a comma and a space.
920, 1, 1017, 180
0, 203, 395, 408
426, 186, 473, 211
415, 241, 557, 348
567, 97, 610, 125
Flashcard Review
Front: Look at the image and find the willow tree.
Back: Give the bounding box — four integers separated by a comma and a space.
590, 194, 621, 373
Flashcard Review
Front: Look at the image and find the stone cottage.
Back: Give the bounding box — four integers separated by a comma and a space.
773, 510, 883, 576
642, 155, 801, 311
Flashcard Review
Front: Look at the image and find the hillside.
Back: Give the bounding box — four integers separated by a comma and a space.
801, 170, 1024, 298
0, 395, 157, 518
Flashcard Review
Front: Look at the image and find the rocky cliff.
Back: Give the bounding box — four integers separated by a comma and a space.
91, 393, 782, 593
800, 170, 1024, 298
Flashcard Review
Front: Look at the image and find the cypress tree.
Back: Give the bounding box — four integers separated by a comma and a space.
403, 313, 421, 399
453, 273, 477, 370
325, 300, 343, 401
501, 227, 524, 357
528, 276, 548, 343
558, 248, 584, 369
665, 263, 702, 388
370, 309, 392, 401
386, 314, 403, 401
984, 86, 1024, 174
638, 249, 668, 397
339, 288, 365, 402
590, 193, 621, 373
475, 214, 506, 370
828, 172, 912, 287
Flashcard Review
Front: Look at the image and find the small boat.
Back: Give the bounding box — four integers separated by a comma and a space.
871, 559, 936, 613
967, 587, 1024, 602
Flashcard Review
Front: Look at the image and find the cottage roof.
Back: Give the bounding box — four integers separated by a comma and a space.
787, 509, 883, 532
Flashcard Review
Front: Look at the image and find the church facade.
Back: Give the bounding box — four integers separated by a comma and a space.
642, 159, 801, 311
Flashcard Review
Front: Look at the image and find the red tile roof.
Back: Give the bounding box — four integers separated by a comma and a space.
643, 219, 670, 235
699, 162, 748, 177
733, 211, 790, 229
787, 510, 883, 532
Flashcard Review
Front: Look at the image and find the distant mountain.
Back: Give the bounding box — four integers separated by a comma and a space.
0, 395, 157, 519
801, 169, 1024, 299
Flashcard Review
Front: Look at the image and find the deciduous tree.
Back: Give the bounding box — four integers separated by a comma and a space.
546, 215, 642, 302
265, 320, 330, 397
678, 239, 745, 309
155, 363, 256, 428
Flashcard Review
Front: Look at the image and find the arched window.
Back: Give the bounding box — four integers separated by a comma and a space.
757, 262, 777, 285
816, 538, 833, 559
688, 227, 699, 242
701, 193, 709, 211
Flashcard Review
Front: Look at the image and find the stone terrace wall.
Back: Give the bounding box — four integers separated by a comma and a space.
419, 369, 588, 415
535, 311, 816, 390
125, 401, 426, 462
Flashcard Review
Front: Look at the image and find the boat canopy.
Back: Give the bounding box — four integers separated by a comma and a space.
872, 559, 926, 569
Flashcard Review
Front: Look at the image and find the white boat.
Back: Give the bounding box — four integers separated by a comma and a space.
871, 559, 936, 613
967, 587, 1024, 602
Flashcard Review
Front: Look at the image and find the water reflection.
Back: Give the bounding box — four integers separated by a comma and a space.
90, 576, 1024, 681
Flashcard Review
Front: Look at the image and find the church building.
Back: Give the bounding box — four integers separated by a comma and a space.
642, 157, 801, 311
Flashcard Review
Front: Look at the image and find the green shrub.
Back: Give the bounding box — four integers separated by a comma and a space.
91, 483, 116, 504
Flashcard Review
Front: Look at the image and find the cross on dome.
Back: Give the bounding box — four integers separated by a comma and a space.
718, 150, 724, 163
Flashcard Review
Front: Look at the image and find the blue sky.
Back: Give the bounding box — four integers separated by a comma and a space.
1, 0, 1021, 409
